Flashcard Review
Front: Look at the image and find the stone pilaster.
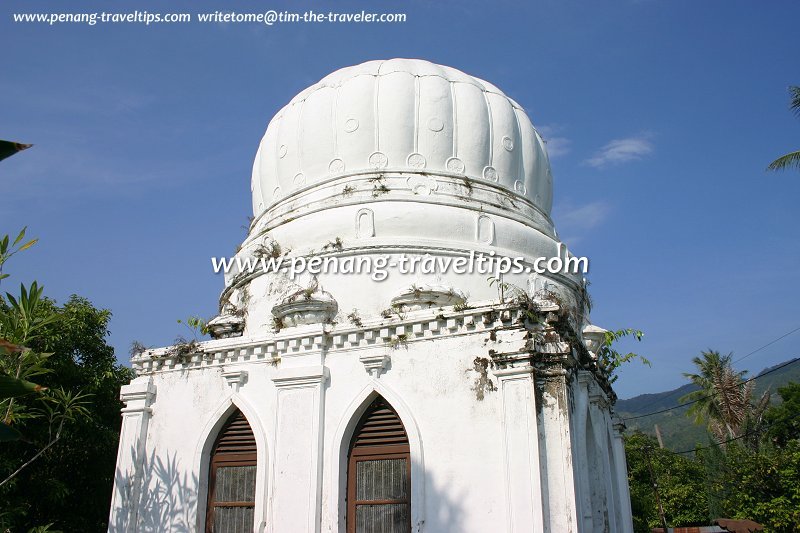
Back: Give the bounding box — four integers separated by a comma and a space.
574, 372, 594, 532
612, 417, 635, 533
535, 355, 580, 532
108, 377, 156, 533
269, 366, 328, 533
588, 383, 618, 533
495, 363, 545, 532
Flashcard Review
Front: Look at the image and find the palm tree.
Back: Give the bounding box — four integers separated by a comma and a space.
680, 350, 770, 443
681, 351, 736, 436
0, 140, 32, 163
767, 86, 800, 172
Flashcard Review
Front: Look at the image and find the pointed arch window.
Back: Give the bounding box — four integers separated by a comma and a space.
206, 409, 257, 533
347, 397, 411, 533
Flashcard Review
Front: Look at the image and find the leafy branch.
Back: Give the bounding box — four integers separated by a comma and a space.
597, 328, 650, 383
177, 316, 210, 339
0, 227, 38, 286
0, 387, 92, 488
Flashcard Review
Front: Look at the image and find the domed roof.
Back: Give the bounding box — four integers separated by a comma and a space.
251, 58, 553, 217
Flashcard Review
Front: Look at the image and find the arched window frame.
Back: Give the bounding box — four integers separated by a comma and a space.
203, 408, 258, 533
330, 386, 425, 533
195, 397, 269, 533
346, 396, 412, 533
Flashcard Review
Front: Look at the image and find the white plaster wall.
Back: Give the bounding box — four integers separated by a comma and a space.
123, 329, 538, 533
321, 332, 510, 533
131, 365, 277, 532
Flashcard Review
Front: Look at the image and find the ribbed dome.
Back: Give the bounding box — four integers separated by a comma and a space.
251, 59, 553, 217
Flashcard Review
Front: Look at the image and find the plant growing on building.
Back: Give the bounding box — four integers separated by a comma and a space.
389, 334, 408, 350
178, 316, 210, 338
346, 310, 363, 328
253, 239, 282, 259
129, 340, 148, 357
452, 300, 472, 312
285, 278, 320, 303
391, 302, 408, 320
169, 316, 210, 362
322, 237, 343, 252
369, 175, 390, 197
595, 328, 649, 384
409, 284, 423, 299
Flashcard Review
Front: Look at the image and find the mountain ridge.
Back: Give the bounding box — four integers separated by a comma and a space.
615, 358, 800, 451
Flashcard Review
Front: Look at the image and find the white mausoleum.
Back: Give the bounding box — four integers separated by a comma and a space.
109, 59, 634, 533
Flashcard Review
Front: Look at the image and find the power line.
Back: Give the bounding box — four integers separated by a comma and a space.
623, 357, 800, 422
668, 408, 800, 456
733, 325, 800, 364
629, 325, 800, 414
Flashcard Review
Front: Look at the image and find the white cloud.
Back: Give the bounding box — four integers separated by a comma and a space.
544, 136, 572, 158
552, 201, 611, 245
586, 135, 653, 168
556, 201, 611, 229
537, 124, 571, 159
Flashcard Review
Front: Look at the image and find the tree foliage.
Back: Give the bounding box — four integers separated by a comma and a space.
705, 440, 800, 532
626, 432, 709, 532
764, 382, 800, 446
627, 350, 800, 532
0, 230, 133, 531
597, 328, 650, 383
0, 294, 134, 531
627, 429, 800, 533
680, 350, 770, 443
767, 85, 800, 172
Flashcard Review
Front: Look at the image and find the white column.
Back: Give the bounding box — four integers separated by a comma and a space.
573, 373, 593, 532
108, 377, 156, 533
495, 365, 545, 533
536, 369, 580, 532
612, 417, 634, 533
586, 387, 621, 533
269, 366, 328, 533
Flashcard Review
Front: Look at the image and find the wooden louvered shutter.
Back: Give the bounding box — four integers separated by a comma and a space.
206, 410, 257, 533
347, 397, 411, 533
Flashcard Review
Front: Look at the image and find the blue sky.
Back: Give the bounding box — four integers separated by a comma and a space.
2, 0, 799, 398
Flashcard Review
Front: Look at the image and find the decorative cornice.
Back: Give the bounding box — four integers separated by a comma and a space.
133, 302, 526, 374
129, 299, 615, 399
271, 365, 329, 388
493, 364, 535, 379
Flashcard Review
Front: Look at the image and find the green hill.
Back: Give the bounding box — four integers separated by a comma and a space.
615, 358, 800, 451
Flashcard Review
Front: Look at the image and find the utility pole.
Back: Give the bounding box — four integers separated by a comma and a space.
644, 444, 669, 532
654, 424, 665, 449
